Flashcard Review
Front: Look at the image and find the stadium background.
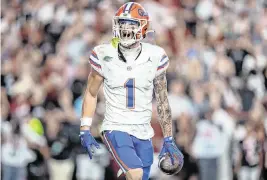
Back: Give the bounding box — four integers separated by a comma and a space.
1, 0, 267, 180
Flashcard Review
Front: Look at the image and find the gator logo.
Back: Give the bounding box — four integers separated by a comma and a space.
103, 56, 113, 62
138, 9, 148, 17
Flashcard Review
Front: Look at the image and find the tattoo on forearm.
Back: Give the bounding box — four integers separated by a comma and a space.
153, 72, 172, 137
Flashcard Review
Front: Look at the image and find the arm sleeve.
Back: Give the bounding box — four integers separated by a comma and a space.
155, 49, 169, 77
88, 48, 104, 77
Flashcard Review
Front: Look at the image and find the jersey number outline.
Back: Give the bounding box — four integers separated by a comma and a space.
124, 78, 135, 109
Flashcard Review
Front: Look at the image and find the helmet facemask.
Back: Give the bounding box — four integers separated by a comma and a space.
113, 17, 147, 47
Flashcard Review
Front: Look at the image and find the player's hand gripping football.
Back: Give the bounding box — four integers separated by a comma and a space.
158, 137, 184, 175
159, 136, 184, 165
80, 130, 100, 159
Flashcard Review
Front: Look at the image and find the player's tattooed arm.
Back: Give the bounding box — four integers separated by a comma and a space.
153, 72, 172, 137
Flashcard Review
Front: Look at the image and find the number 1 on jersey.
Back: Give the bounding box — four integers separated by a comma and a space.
124, 78, 135, 109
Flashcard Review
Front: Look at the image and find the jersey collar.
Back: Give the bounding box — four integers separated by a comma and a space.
118, 43, 142, 63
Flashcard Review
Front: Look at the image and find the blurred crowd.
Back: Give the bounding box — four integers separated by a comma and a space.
1, 0, 267, 180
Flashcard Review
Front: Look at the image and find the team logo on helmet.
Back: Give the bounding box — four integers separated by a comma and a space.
138, 9, 148, 17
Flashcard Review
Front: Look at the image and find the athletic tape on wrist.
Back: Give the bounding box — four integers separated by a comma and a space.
80, 117, 92, 127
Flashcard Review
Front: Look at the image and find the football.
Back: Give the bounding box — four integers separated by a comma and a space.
158, 153, 184, 175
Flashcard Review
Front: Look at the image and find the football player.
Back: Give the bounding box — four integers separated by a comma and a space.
80, 2, 184, 180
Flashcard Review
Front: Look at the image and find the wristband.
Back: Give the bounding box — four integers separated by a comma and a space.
164, 136, 173, 142
80, 117, 92, 127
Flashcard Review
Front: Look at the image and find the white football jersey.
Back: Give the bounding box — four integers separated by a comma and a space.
89, 42, 169, 139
